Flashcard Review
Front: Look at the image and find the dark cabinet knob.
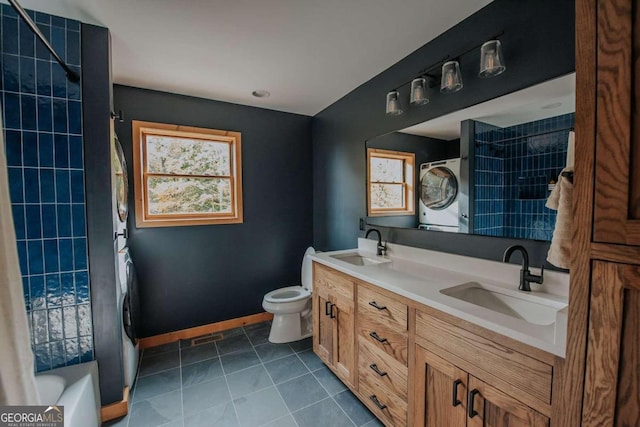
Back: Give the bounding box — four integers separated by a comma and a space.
468, 389, 480, 418
452, 379, 463, 407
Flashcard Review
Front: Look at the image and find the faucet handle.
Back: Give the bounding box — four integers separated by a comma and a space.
526, 265, 544, 284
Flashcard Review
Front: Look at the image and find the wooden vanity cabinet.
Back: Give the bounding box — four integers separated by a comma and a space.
356, 284, 409, 426
312, 263, 356, 386
414, 345, 549, 427
312, 261, 555, 427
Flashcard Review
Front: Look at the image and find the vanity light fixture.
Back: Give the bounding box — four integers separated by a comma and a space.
410, 77, 430, 105
479, 40, 506, 77
440, 61, 463, 93
384, 32, 505, 115
386, 90, 403, 116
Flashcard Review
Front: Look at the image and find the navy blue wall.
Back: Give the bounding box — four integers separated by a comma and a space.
114, 85, 313, 337
312, 0, 575, 267
1, 4, 92, 371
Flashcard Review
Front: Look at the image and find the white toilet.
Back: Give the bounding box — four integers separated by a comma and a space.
262, 247, 315, 343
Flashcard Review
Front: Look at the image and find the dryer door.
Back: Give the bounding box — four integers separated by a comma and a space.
420, 166, 459, 210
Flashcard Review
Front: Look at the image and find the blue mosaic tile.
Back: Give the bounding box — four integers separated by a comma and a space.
54, 133, 69, 168
51, 63, 66, 98
5, 130, 21, 165
21, 94, 37, 130
2, 17, 18, 55
70, 170, 84, 203
3, 7, 90, 372
25, 204, 42, 239
20, 56, 36, 94
66, 30, 80, 66
39, 169, 55, 202
55, 169, 70, 203
38, 133, 54, 166
60, 272, 75, 306
52, 98, 67, 133
58, 238, 73, 272
41, 204, 57, 238
2, 53, 19, 92
69, 135, 82, 168
56, 204, 71, 237
35, 60, 51, 95
73, 238, 87, 270
4, 92, 21, 128
71, 204, 85, 237
44, 240, 59, 273
22, 131, 38, 166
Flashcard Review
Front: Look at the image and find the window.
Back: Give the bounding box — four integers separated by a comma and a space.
132, 121, 243, 227
367, 148, 415, 216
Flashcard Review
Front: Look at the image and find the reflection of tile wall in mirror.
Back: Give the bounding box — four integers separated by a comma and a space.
474, 113, 575, 241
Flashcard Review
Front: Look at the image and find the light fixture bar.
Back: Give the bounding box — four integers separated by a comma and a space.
386, 31, 505, 94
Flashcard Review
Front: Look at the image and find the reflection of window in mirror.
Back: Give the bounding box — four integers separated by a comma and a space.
367, 148, 415, 216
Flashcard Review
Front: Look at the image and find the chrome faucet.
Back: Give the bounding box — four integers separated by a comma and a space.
365, 228, 387, 256
502, 245, 544, 292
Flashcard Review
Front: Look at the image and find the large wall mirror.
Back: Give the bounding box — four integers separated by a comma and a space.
366, 73, 575, 242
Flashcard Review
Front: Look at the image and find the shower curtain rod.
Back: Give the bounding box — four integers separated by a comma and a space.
8, 0, 80, 83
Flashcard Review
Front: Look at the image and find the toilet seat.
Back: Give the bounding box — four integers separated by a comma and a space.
264, 286, 310, 303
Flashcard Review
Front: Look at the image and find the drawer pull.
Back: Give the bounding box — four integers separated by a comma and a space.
325, 301, 332, 316
369, 395, 387, 410
368, 301, 387, 310
369, 363, 388, 377
452, 379, 462, 407
468, 389, 480, 418
369, 331, 388, 343
330, 303, 337, 319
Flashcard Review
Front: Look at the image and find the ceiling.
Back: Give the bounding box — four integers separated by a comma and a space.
400, 73, 576, 140
8, 0, 492, 115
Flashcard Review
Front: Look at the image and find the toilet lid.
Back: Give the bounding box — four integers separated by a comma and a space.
264, 286, 311, 303
301, 247, 315, 290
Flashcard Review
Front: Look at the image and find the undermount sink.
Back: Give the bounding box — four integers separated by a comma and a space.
330, 252, 390, 266
440, 282, 567, 326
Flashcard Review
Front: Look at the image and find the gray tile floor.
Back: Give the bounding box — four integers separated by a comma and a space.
105, 321, 383, 427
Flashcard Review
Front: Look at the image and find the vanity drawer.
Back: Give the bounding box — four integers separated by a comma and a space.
358, 315, 408, 366
415, 310, 553, 406
359, 376, 407, 427
357, 285, 407, 331
358, 337, 407, 400
313, 263, 354, 301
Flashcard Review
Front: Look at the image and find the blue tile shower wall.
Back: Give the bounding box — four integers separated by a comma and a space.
0, 5, 92, 372
474, 113, 575, 241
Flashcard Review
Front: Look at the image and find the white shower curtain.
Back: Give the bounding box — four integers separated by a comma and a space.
0, 113, 40, 405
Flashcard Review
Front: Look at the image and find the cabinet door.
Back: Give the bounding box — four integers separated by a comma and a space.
313, 292, 333, 366
333, 295, 355, 386
582, 261, 640, 426
592, 0, 640, 244
466, 377, 548, 427
413, 345, 467, 427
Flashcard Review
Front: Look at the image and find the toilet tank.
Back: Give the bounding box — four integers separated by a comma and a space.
301, 247, 315, 291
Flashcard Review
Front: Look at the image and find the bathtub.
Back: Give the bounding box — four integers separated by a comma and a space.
35, 361, 101, 427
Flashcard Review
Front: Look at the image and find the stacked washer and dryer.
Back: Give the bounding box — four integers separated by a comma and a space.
419, 158, 462, 232
112, 133, 140, 389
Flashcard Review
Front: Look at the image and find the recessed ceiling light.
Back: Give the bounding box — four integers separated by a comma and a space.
541, 102, 562, 110
252, 90, 270, 98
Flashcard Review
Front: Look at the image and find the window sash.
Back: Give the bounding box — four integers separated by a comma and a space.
367, 148, 415, 216
132, 121, 243, 227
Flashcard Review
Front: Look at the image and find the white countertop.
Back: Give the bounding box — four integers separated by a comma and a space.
310, 238, 569, 357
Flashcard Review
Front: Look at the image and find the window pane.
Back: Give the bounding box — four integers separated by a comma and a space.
370, 157, 403, 183
147, 177, 232, 215
146, 135, 230, 176
370, 183, 404, 209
